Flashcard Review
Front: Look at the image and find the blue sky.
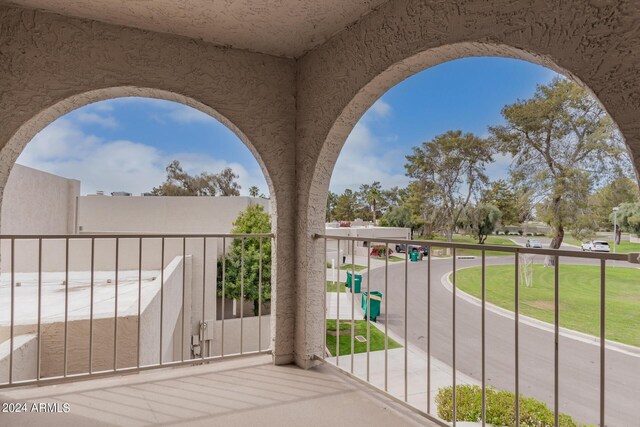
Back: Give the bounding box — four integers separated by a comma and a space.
18, 57, 557, 196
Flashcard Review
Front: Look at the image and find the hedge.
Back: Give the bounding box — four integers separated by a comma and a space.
435, 385, 582, 427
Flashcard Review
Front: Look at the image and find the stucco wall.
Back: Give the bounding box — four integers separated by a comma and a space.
2, 1, 640, 370
0, 256, 189, 380
1, 164, 79, 235
294, 0, 640, 366
77, 195, 268, 254
0, 5, 296, 364
0, 334, 37, 382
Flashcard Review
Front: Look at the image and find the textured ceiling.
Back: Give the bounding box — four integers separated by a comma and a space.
2, 0, 389, 57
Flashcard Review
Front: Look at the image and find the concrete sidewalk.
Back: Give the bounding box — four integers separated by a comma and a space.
325, 289, 479, 416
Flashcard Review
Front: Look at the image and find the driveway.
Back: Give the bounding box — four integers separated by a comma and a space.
363, 255, 639, 426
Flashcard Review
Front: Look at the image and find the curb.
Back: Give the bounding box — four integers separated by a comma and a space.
440, 269, 640, 358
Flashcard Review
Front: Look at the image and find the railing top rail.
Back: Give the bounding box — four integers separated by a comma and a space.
313, 233, 631, 262
0, 233, 274, 239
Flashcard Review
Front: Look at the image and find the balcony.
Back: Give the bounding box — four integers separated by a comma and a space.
1, 233, 638, 426
0, 354, 432, 426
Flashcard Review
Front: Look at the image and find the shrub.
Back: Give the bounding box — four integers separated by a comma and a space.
435, 385, 580, 427
369, 244, 393, 257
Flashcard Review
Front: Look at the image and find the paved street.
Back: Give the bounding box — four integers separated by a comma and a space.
362, 255, 640, 426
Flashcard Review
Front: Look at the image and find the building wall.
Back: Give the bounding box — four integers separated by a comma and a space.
293, 0, 640, 367
1, 1, 639, 370
1, 164, 79, 235
0, 256, 190, 380
0, 5, 297, 364
0, 334, 37, 382
77, 194, 268, 237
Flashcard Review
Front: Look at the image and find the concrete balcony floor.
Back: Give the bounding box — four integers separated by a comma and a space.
0, 354, 435, 426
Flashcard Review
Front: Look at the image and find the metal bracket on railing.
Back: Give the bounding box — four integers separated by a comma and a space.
628, 252, 640, 264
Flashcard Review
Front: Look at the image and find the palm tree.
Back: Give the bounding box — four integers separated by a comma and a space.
359, 181, 382, 224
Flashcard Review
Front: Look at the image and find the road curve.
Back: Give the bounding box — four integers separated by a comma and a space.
363, 255, 639, 426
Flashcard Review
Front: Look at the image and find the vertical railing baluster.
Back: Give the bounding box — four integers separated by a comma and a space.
366, 241, 371, 382
404, 243, 408, 402
323, 237, 327, 359
452, 247, 457, 425
336, 240, 340, 366
554, 255, 559, 427
37, 238, 42, 382
114, 237, 119, 371
181, 237, 186, 361
351, 239, 355, 374
202, 237, 207, 360
137, 237, 142, 368
240, 237, 245, 354
89, 238, 95, 374
481, 250, 486, 426
159, 237, 164, 365
9, 238, 14, 384
515, 252, 520, 426
64, 238, 69, 377
427, 244, 431, 413
384, 242, 389, 393
258, 237, 263, 352
221, 237, 226, 357
600, 259, 606, 427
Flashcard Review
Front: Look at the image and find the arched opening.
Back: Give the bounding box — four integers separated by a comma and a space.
0, 89, 277, 383
312, 50, 639, 426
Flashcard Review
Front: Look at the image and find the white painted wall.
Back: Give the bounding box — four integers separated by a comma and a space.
1, 164, 79, 235
77, 195, 269, 235
0, 334, 37, 382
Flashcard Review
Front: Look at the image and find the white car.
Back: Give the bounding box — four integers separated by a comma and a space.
581, 240, 611, 252
525, 239, 542, 248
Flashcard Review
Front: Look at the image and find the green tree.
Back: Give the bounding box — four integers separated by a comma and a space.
405, 130, 494, 242
458, 204, 502, 244
326, 191, 338, 222
217, 205, 271, 315
611, 202, 640, 237
151, 160, 241, 196
481, 180, 519, 226
591, 176, 639, 231
358, 181, 383, 223
334, 189, 358, 221
491, 78, 626, 250
248, 186, 260, 197
379, 205, 414, 230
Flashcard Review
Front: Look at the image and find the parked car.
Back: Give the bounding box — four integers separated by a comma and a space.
581, 240, 611, 252
395, 244, 428, 255
525, 239, 543, 248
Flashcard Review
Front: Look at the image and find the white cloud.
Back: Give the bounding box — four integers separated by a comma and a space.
329, 121, 409, 193
74, 111, 118, 128
484, 152, 514, 181
368, 99, 392, 118
17, 117, 268, 196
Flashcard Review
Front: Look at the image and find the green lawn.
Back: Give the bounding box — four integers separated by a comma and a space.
326, 280, 347, 292
455, 264, 640, 346
339, 263, 367, 271
370, 255, 406, 262
325, 320, 402, 356
429, 235, 519, 257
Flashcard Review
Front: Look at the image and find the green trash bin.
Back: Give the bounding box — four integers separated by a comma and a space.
345, 271, 362, 293
362, 291, 382, 321
409, 250, 423, 262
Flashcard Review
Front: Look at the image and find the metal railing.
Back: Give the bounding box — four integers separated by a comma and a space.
0, 233, 273, 388
315, 233, 638, 427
